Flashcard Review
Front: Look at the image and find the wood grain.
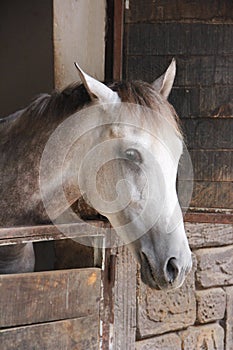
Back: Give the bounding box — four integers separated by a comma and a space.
188, 150, 233, 182
113, 0, 124, 80
113, 246, 137, 350
0, 221, 107, 246
190, 181, 233, 209
125, 0, 233, 24
179, 180, 233, 209
126, 23, 233, 56
0, 316, 99, 350
182, 118, 233, 149
0, 268, 101, 328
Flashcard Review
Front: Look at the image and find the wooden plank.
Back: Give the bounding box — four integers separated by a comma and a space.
127, 23, 233, 56
182, 118, 233, 149
105, 0, 114, 80
125, 0, 233, 24
113, 246, 137, 350
188, 150, 233, 182
126, 55, 233, 118
185, 222, 233, 249
172, 85, 233, 119
189, 181, 233, 209
0, 268, 101, 328
127, 55, 233, 87
100, 248, 115, 350
179, 180, 233, 210
113, 0, 124, 80
0, 316, 99, 350
185, 212, 233, 225
0, 221, 107, 246
200, 86, 233, 118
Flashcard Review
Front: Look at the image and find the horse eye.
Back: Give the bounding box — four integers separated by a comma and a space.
125, 148, 142, 163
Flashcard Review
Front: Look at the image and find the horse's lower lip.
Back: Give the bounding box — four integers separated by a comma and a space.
141, 273, 161, 290
140, 252, 160, 289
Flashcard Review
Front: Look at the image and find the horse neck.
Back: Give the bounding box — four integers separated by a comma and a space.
36, 107, 103, 222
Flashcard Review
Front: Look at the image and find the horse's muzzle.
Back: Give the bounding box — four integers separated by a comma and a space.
140, 251, 192, 290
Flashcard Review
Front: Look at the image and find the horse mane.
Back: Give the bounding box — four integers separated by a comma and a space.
25, 83, 92, 119
110, 81, 182, 137
15, 80, 181, 136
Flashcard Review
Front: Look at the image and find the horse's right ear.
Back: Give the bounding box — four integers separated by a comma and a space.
152, 58, 176, 99
74, 62, 119, 104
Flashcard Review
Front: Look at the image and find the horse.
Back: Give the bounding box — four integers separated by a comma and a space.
0, 59, 192, 290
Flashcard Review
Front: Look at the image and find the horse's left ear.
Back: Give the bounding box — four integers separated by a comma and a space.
152, 58, 176, 99
74, 62, 119, 104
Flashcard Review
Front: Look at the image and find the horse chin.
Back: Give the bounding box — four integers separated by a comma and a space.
141, 269, 185, 290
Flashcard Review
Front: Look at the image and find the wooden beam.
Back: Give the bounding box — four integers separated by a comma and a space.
185, 212, 233, 224
185, 208, 233, 224
0, 316, 99, 350
0, 211, 232, 247
0, 221, 108, 246
113, 0, 124, 80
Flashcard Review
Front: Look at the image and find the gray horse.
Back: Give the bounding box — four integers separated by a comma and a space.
0, 60, 192, 290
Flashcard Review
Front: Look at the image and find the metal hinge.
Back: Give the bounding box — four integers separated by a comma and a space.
125, 0, 130, 10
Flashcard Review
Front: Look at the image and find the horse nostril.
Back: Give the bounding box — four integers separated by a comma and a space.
165, 258, 179, 284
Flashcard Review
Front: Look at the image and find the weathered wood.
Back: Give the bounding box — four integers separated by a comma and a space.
172, 85, 233, 119
126, 23, 233, 56
100, 247, 115, 350
127, 55, 233, 87
0, 316, 99, 350
125, 0, 233, 24
0, 221, 107, 246
0, 268, 101, 328
113, 0, 124, 80
188, 181, 233, 209
126, 55, 233, 118
185, 212, 233, 224
105, 0, 114, 80
187, 150, 233, 182
182, 118, 233, 149
113, 245, 137, 350
179, 180, 233, 209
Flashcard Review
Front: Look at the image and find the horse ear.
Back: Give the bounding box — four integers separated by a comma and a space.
152, 58, 176, 99
74, 62, 119, 104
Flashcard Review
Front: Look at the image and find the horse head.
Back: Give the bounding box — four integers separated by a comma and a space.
73, 60, 192, 290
